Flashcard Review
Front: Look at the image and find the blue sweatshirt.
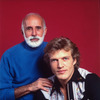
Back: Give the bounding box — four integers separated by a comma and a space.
0, 41, 47, 100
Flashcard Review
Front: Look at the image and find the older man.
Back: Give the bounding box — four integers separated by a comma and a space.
0, 13, 52, 100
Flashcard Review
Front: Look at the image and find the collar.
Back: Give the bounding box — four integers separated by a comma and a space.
50, 68, 85, 95
23, 41, 45, 51
70, 68, 85, 82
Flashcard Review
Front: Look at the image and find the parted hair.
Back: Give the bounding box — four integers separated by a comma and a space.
44, 37, 80, 69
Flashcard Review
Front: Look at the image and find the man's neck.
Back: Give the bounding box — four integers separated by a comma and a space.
60, 86, 67, 100
59, 79, 68, 88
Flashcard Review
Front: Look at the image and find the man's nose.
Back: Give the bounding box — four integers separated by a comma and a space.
58, 59, 64, 68
32, 29, 37, 36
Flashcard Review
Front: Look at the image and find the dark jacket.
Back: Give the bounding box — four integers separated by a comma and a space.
35, 68, 100, 100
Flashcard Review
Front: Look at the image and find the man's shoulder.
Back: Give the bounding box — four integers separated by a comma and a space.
78, 68, 91, 79
78, 68, 100, 80
7, 42, 23, 50
48, 75, 55, 82
2, 42, 24, 57
40, 75, 55, 94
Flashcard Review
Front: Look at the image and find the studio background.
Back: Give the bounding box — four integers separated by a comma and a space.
0, 0, 100, 76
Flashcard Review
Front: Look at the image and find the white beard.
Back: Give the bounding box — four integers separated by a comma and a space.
23, 33, 45, 48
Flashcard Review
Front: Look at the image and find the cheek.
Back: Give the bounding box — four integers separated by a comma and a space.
37, 30, 44, 37
66, 60, 74, 67
25, 32, 31, 38
50, 63, 57, 73
67, 64, 74, 75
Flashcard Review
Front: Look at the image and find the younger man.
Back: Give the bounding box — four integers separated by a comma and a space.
36, 37, 100, 100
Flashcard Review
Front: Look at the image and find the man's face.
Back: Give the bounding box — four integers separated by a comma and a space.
49, 49, 76, 83
23, 15, 47, 48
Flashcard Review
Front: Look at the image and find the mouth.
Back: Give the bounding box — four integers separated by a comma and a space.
57, 70, 67, 74
30, 38, 39, 42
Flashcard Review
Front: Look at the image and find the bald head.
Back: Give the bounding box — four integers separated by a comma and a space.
21, 13, 46, 34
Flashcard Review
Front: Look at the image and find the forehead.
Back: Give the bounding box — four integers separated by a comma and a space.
24, 15, 43, 27
49, 49, 72, 59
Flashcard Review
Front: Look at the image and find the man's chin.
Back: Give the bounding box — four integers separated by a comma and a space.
27, 41, 42, 48
24, 34, 45, 48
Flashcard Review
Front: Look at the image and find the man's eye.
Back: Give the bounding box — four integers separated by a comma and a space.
50, 59, 57, 62
63, 57, 68, 61
26, 27, 32, 31
36, 26, 42, 30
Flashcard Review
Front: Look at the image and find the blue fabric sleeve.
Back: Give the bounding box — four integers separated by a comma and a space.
0, 88, 15, 100
0, 53, 15, 100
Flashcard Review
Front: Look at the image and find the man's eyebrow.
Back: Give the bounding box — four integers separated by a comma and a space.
26, 26, 33, 29
62, 56, 70, 58
50, 57, 57, 60
36, 26, 42, 28
50, 58, 58, 61
50, 56, 70, 60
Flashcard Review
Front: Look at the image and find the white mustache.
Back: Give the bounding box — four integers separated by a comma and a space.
29, 36, 40, 40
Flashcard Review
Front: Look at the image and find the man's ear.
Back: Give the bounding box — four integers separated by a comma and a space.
21, 29, 23, 35
44, 27, 47, 36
